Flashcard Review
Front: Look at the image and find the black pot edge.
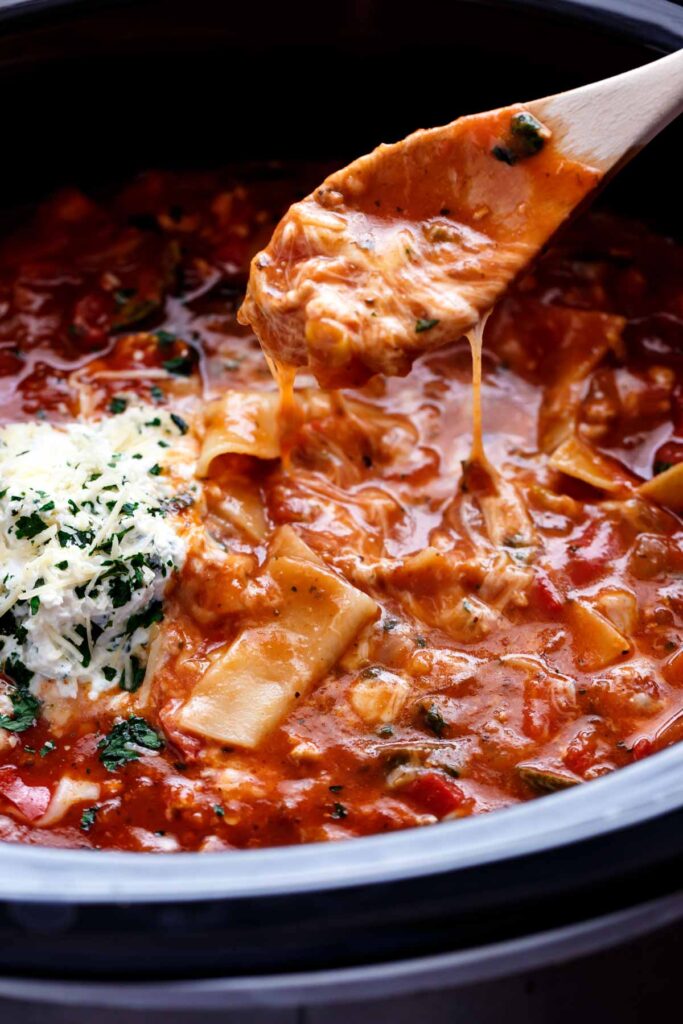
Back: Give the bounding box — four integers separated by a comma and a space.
1, 891, 682, 1009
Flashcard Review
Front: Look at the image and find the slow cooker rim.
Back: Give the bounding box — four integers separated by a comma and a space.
2, 890, 682, 1009
0, 0, 680, 906
1, 737, 683, 904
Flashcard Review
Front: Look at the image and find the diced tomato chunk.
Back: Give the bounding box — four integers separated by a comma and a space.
563, 727, 599, 776
531, 569, 564, 615
631, 737, 653, 761
566, 519, 618, 586
403, 771, 465, 818
0, 765, 51, 821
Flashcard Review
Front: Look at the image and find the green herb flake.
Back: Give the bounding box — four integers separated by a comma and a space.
331, 802, 348, 820
39, 740, 56, 757
493, 112, 548, 165
119, 655, 146, 693
68, 623, 91, 667
162, 354, 194, 377
422, 702, 447, 737
80, 805, 99, 832
415, 318, 440, 333
509, 111, 547, 156
98, 715, 165, 772
170, 413, 189, 435
3, 657, 33, 689
125, 600, 163, 637
154, 329, 177, 345
15, 513, 48, 540
0, 682, 40, 733
109, 396, 127, 415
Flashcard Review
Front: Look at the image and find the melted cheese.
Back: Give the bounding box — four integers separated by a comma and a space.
0, 407, 198, 697
465, 311, 491, 465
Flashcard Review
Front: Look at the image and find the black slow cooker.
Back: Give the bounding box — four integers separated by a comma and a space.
0, 0, 681, 1015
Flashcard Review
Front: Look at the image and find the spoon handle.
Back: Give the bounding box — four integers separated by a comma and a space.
527, 48, 683, 174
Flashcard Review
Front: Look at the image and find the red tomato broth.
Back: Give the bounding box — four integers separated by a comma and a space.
0, 167, 681, 851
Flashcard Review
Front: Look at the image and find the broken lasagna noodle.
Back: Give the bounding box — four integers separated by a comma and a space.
0, 166, 682, 851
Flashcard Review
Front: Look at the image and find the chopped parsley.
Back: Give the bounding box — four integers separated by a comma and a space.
119, 655, 146, 693
80, 806, 99, 831
69, 623, 93, 667
109, 396, 128, 415
4, 657, 33, 689
58, 528, 94, 549
154, 330, 177, 346
162, 354, 195, 376
0, 678, 40, 733
170, 413, 189, 435
493, 112, 548, 165
15, 513, 48, 540
421, 702, 447, 737
125, 600, 164, 637
509, 111, 547, 155
98, 715, 165, 771
415, 317, 440, 333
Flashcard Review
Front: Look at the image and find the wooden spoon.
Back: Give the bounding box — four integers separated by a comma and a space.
239, 49, 683, 389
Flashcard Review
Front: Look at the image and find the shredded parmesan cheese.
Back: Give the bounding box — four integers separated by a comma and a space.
0, 406, 197, 697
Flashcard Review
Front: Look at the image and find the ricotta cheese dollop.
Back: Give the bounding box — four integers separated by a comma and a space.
0, 407, 196, 698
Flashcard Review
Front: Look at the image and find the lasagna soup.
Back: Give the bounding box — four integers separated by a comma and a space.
0, 167, 682, 851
